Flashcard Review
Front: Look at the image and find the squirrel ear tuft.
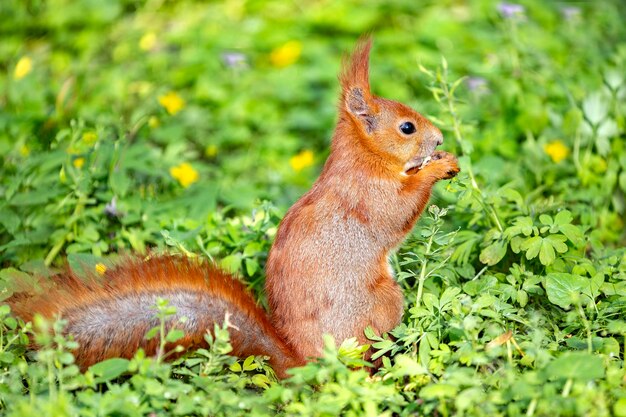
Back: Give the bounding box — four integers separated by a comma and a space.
340, 35, 372, 94
340, 35, 377, 133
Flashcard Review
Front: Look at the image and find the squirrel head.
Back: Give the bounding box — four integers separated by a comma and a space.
339, 36, 443, 174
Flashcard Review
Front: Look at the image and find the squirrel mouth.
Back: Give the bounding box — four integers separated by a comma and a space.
403, 155, 432, 175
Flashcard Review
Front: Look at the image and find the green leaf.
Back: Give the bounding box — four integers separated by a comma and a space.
517, 217, 534, 236
89, 358, 130, 382
595, 132, 611, 156
0, 207, 21, 235
615, 398, 626, 417
165, 329, 185, 343
3, 316, 17, 330
144, 326, 159, 340
559, 224, 584, 246
251, 374, 271, 388
510, 236, 524, 253
0, 268, 33, 289
9, 189, 60, 206
220, 254, 241, 273
619, 172, 626, 192
392, 355, 428, 377
110, 170, 131, 196
370, 338, 394, 360
420, 383, 458, 399
363, 326, 380, 341
500, 188, 524, 207
419, 333, 431, 369
539, 239, 556, 265
544, 352, 604, 381
602, 337, 620, 357
539, 214, 552, 225
582, 92, 608, 125
554, 210, 573, 226
0, 352, 15, 363
545, 273, 588, 309
521, 236, 542, 260
545, 234, 568, 253
0, 304, 11, 316
479, 240, 507, 266
243, 242, 263, 257
242, 355, 257, 371
245, 258, 259, 276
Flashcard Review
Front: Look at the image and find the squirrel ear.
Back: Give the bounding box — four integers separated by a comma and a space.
345, 87, 377, 133
340, 36, 377, 133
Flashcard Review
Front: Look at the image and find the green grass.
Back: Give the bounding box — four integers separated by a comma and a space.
1, 0, 626, 415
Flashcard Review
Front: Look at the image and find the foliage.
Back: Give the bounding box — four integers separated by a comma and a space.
1, 0, 626, 416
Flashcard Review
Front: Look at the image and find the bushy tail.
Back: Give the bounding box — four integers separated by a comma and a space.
5, 255, 302, 378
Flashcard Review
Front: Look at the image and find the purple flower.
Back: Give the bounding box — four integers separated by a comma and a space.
466, 76, 488, 92
221, 51, 247, 69
104, 197, 120, 218
561, 6, 581, 20
497, 2, 525, 18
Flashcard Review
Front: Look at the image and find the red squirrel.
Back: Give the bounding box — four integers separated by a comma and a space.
6, 37, 459, 379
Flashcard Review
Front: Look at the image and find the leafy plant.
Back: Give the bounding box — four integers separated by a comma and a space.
1, 0, 625, 415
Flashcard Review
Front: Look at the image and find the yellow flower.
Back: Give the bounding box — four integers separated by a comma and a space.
139, 32, 157, 51
73, 157, 85, 169
95, 263, 107, 275
14, 56, 33, 80
82, 131, 97, 145
289, 150, 314, 172
59, 166, 67, 183
543, 140, 569, 163
148, 116, 160, 128
270, 41, 302, 68
170, 162, 199, 187
590, 155, 607, 174
205, 144, 218, 157
19, 144, 30, 157
158, 92, 185, 115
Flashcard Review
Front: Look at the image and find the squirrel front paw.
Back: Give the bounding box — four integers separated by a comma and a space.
424, 150, 460, 180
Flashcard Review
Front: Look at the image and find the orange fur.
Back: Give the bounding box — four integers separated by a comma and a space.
266, 36, 459, 360
7, 255, 302, 378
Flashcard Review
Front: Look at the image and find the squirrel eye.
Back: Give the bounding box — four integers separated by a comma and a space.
399, 121, 416, 135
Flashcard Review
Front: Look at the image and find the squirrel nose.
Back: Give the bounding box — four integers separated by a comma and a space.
432, 130, 444, 146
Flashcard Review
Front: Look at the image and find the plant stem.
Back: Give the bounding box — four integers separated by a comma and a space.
576, 301, 593, 353
47, 354, 56, 400
157, 312, 166, 363
415, 231, 435, 308
44, 237, 66, 267
573, 127, 582, 173
440, 397, 449, 417
561, 378, 573, 397
526, 398, 537, 416
506, 339, 513, 366
44, 191, 87, 266
440, 71, 504, 233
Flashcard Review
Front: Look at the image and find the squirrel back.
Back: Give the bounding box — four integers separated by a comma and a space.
7, 255, 303, 378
